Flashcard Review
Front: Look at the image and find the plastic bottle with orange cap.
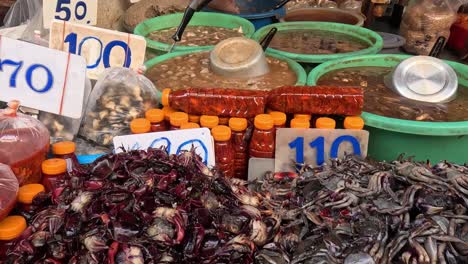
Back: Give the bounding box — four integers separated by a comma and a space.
0, 215, 27, 259
229, 117, 249, 179
130, 118, 151, 134
52, 141, 80, 172
181, 122, 200, 130
41, 158, 68, 192
169, 112, 189, 130
145, 109, 167, 132
212, 125, 235, 178
16, 183, 45, 219
249, 114, 275, 158
200, 115, 219, 129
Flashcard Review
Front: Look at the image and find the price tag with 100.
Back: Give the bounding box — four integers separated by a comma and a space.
43, 0, 98, 29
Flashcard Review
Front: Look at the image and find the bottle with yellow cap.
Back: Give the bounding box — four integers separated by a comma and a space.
200, 115, 219, 129
189, 114, 201, 124
130, 118, 151, 134
41, 158, 67, 191
180, 122, 200, 130
249, 114, 275, 158
315, 117, 336, 129
17, 184, 45, 218
344, 116, 365, 130
169, 112, 189, 130
52, 141, 80, 172
290, 118, 310, 129
0, 215, 27, 258
270, 111, 287, 128
162, 106, 176, 126
212, 125, 235, 178
145, 109, 167, 132
229, 117, 249, 179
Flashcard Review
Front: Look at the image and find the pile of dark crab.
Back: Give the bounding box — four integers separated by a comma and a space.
4, 149, 468, 264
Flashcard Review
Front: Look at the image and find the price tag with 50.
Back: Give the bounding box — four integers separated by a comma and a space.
275, 128, 369, 172
113, 128, 215, 167
43, 0, 98, 29
49, 20, 146, 80
0, 36, 87, 118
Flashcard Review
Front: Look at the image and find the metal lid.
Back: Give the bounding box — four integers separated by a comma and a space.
377, 32, 405, 49
386, 56, 458, 103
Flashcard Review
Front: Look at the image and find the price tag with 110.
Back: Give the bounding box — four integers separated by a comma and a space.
43, 0, 98, 29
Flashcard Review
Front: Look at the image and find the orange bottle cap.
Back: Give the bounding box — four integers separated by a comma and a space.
18, 184, 45, 204
254, 114, 274, 130
162, 88, 171, 106
145, 109, 165, 123
189, 115, 200, 123
0, 216, 27, 240
130, 118, 151, 134
344, 116, 365, 130
42, 159, 67, 175
200, 115, 219, 128
162, 106, 176, 121
52, 141, 76, 155
294, 114, 311, 121
291, 118, 310, 129
212, 125, 232, 141
316, 117, 336, 129
181, 122, 200, 129
170, 112, 189, 127
219, 117, 230, 125
229, 118, 248, 132
269, 111, 287, 126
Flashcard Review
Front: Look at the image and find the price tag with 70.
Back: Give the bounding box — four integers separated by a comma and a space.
275, 128, 369, 172
43, 0, 98, 29
49, 20, 146, 80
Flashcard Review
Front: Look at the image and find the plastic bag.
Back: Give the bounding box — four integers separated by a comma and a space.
79, 67, 159, 147
19, 4, 49, 45
0, 164, 19, 222
400, 0, 467, 55
0, 101, 50, 185
38, 78, 93, 143
3, 0, 42, 28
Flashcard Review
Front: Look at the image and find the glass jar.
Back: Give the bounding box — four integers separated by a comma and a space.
41, 159, 67, 192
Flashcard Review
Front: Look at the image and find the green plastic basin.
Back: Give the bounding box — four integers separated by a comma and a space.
134, 12, 256, 56
145, 49, 307, 96
307, 54, 468, 164
251, 22, 383, 64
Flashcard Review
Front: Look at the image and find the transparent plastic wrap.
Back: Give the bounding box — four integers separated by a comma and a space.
0, 164, 19, 222
38, 78, 93, 143
400, 0, 467, 55
18, 6, 49, 45
3, 0, 42, 28
79, 68, 158, 147
267, 86, 364, 115
161, 88, 268, 118
0, 101, 50, 185
340, 0, 363, 12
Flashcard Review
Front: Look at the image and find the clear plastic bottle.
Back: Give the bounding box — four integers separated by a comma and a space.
316, 117, 336, 129
344, 116, 365, 130
130, 118, 151, 134
52, 141, 80, 172
200, 115, 220, 129
41, 159, 67, 192
0, 216, 27, 259
291, 118, 310, 128
0, 101, 50, 185
169, 112, 189, 130
145, 109, 167, 132
249, 114, 275, 159
212, 126, 235, 178
229, 118, 249, 179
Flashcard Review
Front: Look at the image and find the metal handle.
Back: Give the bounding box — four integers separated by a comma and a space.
260, 27, 278, 51
429, 36, 446, 58
274, 0, 291, 9
172, 0, 214, 42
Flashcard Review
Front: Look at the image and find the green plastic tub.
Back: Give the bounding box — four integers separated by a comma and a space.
307, 54, 468, 164
251, 22, 383, 65
145, 49, 307, 95
134, 12, 256, 56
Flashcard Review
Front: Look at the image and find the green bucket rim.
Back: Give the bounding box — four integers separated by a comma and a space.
251, 21, 383, 63
134, 12, 256, 53
307, 54, 468, 136
144, 49, 308, 88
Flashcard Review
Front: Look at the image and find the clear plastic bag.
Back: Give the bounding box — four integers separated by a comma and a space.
79, 67, 159, 147
0, 101, 50, 185
3, 0, 42, 28
400, 0, 467, 55
38, 78, 93, 143
0, 164, 19, 222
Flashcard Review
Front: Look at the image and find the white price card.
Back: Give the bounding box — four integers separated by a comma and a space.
0, 36, 87, 118
275, 128, 369, 172
49, 20, 146, 80
43, 0, 98, 29
113, 128, 215, 167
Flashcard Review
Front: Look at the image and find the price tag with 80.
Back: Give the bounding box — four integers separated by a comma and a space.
43, 0, 98, 29
49, 20, 146, 80
275, 128, 369, 172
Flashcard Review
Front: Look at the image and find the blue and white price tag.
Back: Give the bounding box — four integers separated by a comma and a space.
49, 20, 146, 80
43, 0, 98, 29
275, 128, 369, 172
0, 36, 87, 118
113, 128, 215, 167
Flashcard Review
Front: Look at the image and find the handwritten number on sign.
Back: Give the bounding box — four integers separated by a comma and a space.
75, 1, 87, 20
55, 0, 88, 21
288, 137, 304, 164
330, 135, 361, 159
309, 137, 325, 166
0, 59, 54, 93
